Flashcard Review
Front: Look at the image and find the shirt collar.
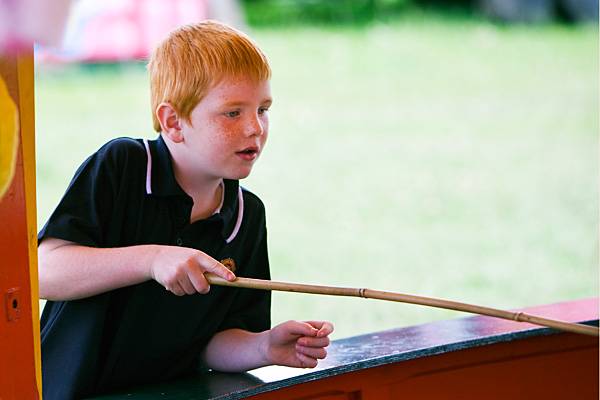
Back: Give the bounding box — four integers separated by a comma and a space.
146, 135, 186, 197
145, 135, 241, 239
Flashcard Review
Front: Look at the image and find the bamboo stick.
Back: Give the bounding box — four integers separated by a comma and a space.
205, 274, 599, 337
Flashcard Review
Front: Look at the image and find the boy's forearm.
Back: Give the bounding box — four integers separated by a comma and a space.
201, 329, 270, 372
38, 239, 157, 300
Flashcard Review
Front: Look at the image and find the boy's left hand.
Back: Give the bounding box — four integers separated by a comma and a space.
263, 320, 334, 368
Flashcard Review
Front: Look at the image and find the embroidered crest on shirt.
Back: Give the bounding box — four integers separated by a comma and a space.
220, 258, 236, 273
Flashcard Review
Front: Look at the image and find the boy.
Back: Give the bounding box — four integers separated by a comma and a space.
38, 21, 333, 399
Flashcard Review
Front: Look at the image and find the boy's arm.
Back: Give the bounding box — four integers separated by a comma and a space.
201, 320, 334, 372
38, 237, 235, 301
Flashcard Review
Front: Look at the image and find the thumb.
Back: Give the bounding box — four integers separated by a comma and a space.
196, 253, 236, 281
281, 320, 319, 337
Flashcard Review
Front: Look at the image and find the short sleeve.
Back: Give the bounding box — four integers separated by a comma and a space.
38, 141, 126, 248
218, 218, 271, 333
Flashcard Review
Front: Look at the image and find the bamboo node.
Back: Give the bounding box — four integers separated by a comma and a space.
513, 312, 524, 322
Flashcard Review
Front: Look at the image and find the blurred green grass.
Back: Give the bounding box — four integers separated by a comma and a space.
35, 18, 598, 339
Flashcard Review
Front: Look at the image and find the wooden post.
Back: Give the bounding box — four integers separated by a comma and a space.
0, 52, 41, 399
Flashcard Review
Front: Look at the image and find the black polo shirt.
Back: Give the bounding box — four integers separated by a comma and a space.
38, 136, 271, 400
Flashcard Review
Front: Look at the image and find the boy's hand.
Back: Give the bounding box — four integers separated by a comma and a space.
263, 320, 334, 368
149, 246, 235, 296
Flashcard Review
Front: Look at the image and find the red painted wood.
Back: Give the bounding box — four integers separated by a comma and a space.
250, 332, 598, 400
0, 58, 39, 400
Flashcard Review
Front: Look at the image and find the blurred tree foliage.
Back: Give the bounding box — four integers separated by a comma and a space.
241, 0, 415, 25
241, 0, 596, 26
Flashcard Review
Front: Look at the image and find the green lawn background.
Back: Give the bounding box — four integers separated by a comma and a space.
35, 17, 598, 339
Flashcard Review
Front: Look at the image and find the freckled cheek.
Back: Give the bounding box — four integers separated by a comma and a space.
196, 129, 235, 155
206, 121, 239, 142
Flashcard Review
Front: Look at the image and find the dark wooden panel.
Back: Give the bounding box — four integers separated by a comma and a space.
251, 330, 597, 399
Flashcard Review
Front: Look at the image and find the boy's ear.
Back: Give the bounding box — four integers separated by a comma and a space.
156, 103, 184, 143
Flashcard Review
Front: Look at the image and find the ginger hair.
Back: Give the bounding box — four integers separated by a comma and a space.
148, 21, 271, 132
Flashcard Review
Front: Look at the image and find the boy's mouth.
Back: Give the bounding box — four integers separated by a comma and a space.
235, 146, 259, 161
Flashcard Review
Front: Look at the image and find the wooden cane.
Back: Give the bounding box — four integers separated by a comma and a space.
205, 274, 599, 337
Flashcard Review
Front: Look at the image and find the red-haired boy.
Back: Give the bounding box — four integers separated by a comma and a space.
38, 21, 333, 400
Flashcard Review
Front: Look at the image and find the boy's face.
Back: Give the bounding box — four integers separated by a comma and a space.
178, 77, 272, 180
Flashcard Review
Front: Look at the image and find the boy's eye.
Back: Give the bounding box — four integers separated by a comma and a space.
258, 107, 270, 115
226, 111, 240, 118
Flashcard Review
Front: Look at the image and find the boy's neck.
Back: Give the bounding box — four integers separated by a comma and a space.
162, 133, 227, 222
184, 175, 224, 223
170, 158, 224, 223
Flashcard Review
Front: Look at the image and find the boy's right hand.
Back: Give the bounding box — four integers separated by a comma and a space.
149, 246, 236, 296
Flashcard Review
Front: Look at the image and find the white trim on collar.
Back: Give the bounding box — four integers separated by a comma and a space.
143, 138, 152, 195
212, 180, 225, 215
225, 187, 244, 244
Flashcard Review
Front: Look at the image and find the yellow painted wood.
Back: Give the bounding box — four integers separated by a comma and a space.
17, 53, 41, 399
0, 73, 19, 198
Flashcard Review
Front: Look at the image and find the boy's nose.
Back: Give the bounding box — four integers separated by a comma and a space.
245, 115, 264, 137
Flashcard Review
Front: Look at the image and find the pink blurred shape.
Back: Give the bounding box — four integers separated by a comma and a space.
0, 0, 73, 54
38, 0, 209, 63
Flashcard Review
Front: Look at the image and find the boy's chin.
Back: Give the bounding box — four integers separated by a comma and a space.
225, 169, 253, 180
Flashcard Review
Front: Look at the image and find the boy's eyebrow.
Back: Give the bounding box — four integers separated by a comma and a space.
222, 98, 273, 107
